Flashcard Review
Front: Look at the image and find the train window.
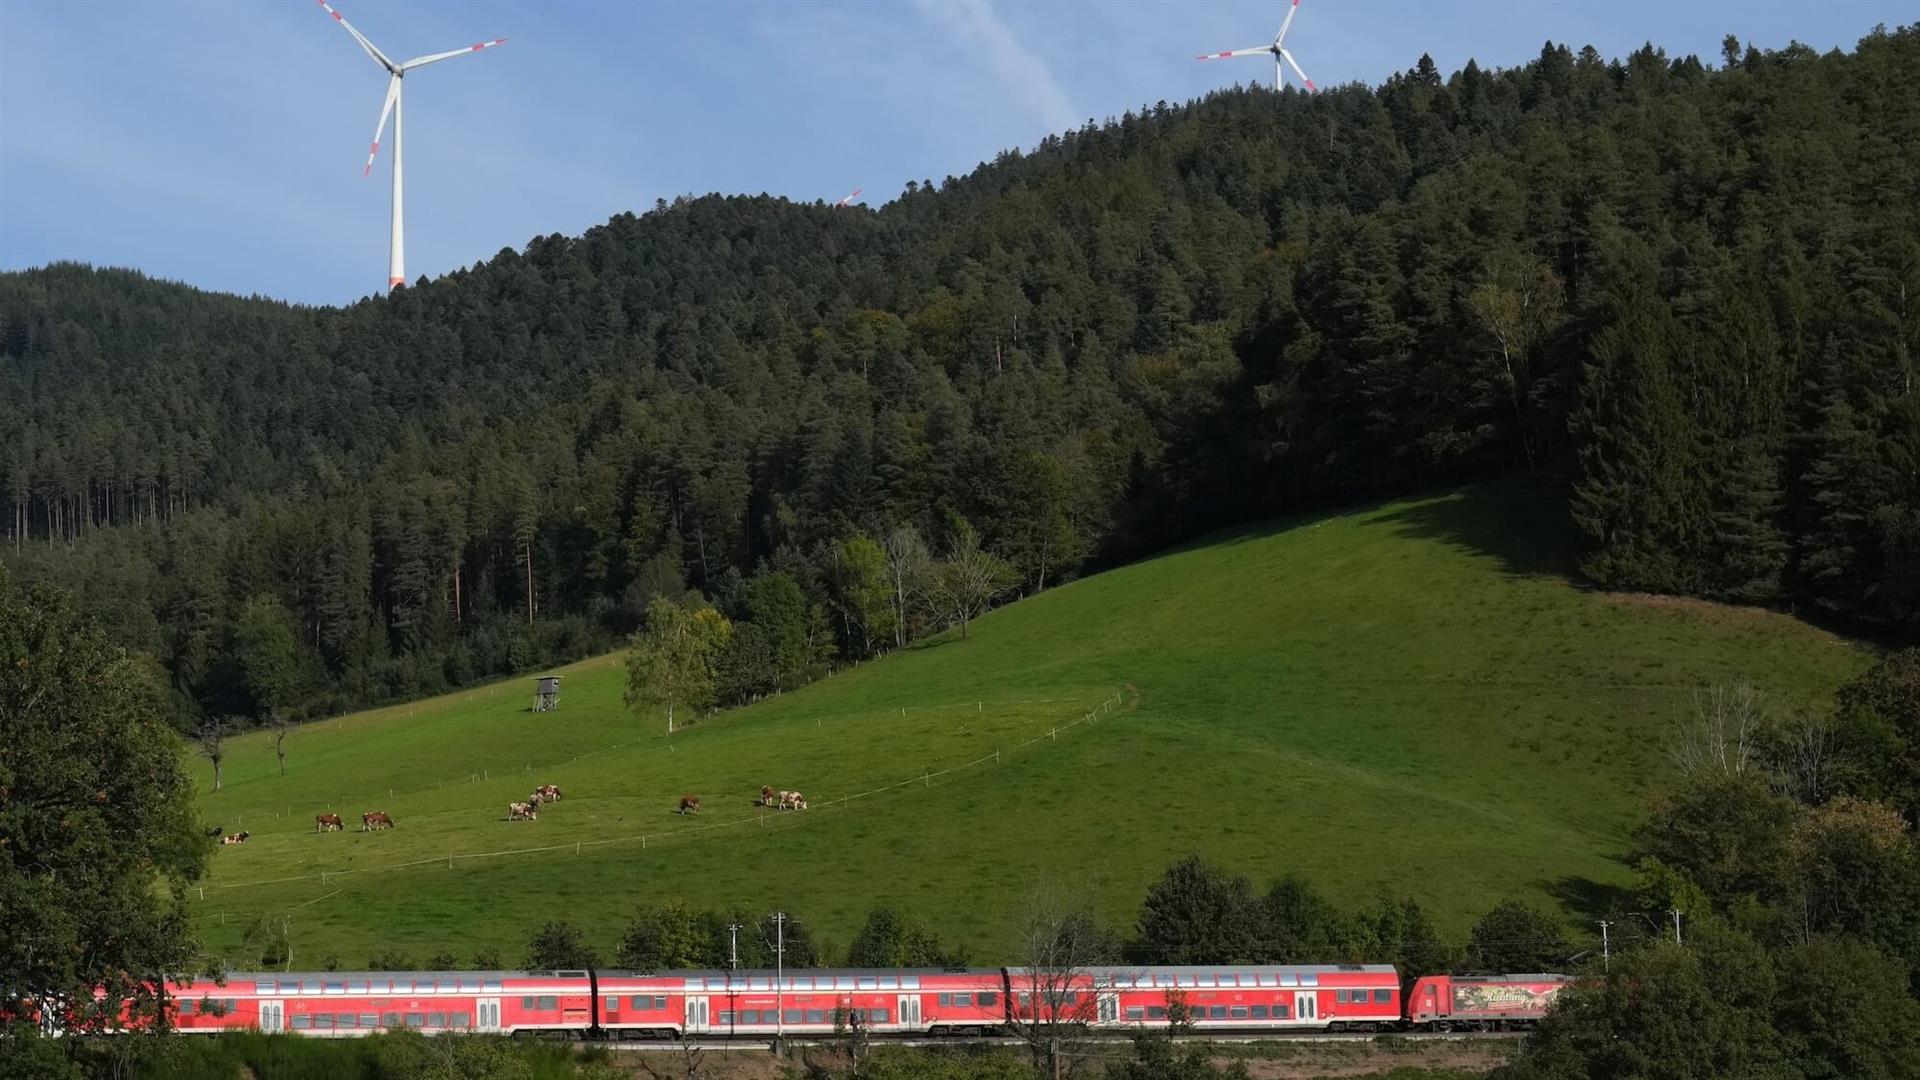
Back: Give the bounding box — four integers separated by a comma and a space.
300, 980, 319, 994
1299, 973, 1318, 986
1335, 990, 1349, 1004
460, 980, 481, 992
836, 977, 857, 990
749, 978, 769, 991
359, 1013, 377, 1028
1062, 992, 1078, 1005
291, 1014, 311, 1030
792, 977, 813, 990
857, 977, 878, 990
683, 979, 704, 990
178, 1000, 195, 1016
629, 996, 648, 1011
1230, 1006, 1248, 1019
427, 1012, 446, 1028
347, 980, 368, 993
952, 993, 971, 1007
537, 996, 558, 1010
381, 1012, 402, 1028
878, 976, 898, 990
483, 981, 502, 993
868, 1009, 888, 1023
1251, 1005, 1269, 1019
368, 980, 389, 994
1196, 975, 1216, 988
256, 980, 276, 994
521, 997, 536, 1010
937, 994, 951, 1007
1016, 991, 1031, 1007
1279, 974, 1298, 987
438, 980, 458, 993
806, 1010, 826, 1024
1147, 1006, 1167, 1020
1176, 975, 1194, 987
718, 1011, 735, 1025
312, 1014, 334, 1030
1258, 974, 1278, 987
1273, 1004, 1291, 1019
902, 977, 920, 990
1373, 989, 1392, 1004
707, 978, 729, 991
605, 996, 618, 1011
655, 996, 668, 1010
784, 1010, 802, 1024
1209, 1006, 1227, 1019
1125, 1006, 1144, 1021
979, 992, 997, 1007
451, 1012, 470, 1029
389, 980, 410, 994
1155, 974, 1174, 987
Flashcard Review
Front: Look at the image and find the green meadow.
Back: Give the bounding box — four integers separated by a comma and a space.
189, 476, 1869, 965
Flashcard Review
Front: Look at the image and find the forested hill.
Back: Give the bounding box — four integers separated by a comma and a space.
3, 30, 1917, 723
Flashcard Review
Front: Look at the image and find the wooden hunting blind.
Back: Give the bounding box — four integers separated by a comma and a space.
533, 676, 561, 712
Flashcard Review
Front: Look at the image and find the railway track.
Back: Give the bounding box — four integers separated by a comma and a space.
592, 1031, 1523, 1051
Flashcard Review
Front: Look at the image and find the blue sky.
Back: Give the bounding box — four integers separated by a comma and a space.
1, 0, 1908, 306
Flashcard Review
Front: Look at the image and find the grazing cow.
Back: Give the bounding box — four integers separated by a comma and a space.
791, 793, 808, 811
678, 794, 701, 815
314, 813, 343, 833
205, 826, 224, 839
761, 785, 775, 807
221, 831, 251, 845
779, 790, 809, 811
361, 811, 395, 831
535, 784, 562, 801
508, 801, 538, 821
527, 792, 544, 809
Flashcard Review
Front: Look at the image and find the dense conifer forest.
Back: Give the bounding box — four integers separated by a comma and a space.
2, 30, 1915, 726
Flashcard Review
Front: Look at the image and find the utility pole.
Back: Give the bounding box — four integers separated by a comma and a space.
1670, 909, 1684, 946
771, 911, 787, 1046
1598, 920, 1610, 971
727, 921, 741, 970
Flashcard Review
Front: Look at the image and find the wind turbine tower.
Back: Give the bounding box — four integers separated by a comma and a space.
314, 0, 506, 291
1196, 0, 1317, 92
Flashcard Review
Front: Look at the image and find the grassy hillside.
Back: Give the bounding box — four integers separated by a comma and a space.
188, 476, 1868, 965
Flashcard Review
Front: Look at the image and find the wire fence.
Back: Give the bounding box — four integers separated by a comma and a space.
195, 689, 1127, 909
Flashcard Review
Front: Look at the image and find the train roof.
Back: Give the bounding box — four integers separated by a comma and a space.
209, 963, 1398, 982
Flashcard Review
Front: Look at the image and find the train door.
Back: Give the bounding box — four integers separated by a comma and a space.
1097, 992, 1119, 1026
1294, 991, 1318, 1025
258, 1001, 284, 1033
476, 998, 501, 1032
685, 996, 709, 1034
897, 994, 922, 1030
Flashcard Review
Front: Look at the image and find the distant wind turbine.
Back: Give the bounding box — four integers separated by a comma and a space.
313, 0, 506, 291
835, 189, 863, 208
1196, 0, 1316, 92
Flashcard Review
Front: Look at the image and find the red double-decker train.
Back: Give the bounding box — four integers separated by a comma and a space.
146, 964, 1570, 1038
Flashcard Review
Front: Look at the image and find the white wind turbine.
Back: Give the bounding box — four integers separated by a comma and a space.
1196, 0, 1317, 93
835, 189, 863, 208
313, 0, 506, 291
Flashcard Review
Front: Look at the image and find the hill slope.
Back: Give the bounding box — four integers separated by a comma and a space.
190, 477, 1867, 964
7, 30, 1918, 734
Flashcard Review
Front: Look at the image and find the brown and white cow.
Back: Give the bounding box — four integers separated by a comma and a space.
221, 831, 251, 845
780, 790, 808, 811
760, 785, 776, 807
508, 801, 538, 821
677, 794, 701, 815
361, 811, 395, 831
314, 813, 343, 832
535, 784, 562, 801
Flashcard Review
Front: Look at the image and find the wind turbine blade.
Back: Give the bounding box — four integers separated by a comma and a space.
1196, 46, 1277, 60
401, 38, 508, 71
836, 189, 863, 207
314, 0, 396, 72
1280, 49, 1317, 91
1275, 0, 1301, 46
365, 75, 400, 176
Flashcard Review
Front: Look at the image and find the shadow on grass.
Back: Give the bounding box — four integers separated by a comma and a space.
1545, 872, 1637, 922
1372, 470, 1583, 582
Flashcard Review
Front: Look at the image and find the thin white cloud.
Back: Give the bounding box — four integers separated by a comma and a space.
913, 0, 1080, 133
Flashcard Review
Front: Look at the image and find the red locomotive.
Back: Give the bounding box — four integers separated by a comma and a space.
146, 963, 1569, 1038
